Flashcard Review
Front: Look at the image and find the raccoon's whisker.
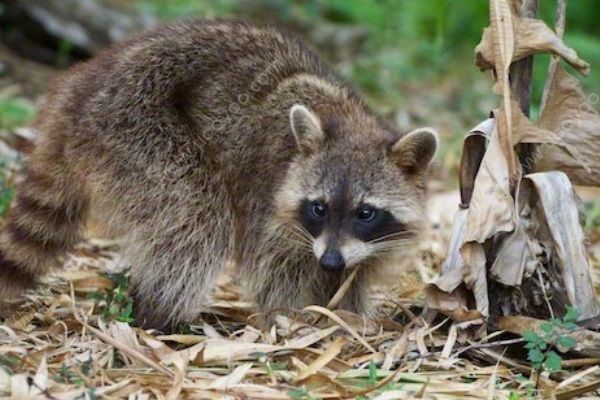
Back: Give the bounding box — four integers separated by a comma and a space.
368, 230, 417, 244
286, 234, 312, 249
290, 230, 312, 245
370, 240, 413, 254
287, 228, 313, 248
293, 225, 315, 240
278, 240, 312, 251
290, 226, 315, 246
373, 239, 414, 247
369, 241, 413, 252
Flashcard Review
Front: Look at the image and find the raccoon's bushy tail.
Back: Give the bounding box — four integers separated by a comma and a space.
0, 154, 88, 312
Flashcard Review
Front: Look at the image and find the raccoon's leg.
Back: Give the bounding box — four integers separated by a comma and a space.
123, 183, 235, 332
246, 240, 373, 325
332, 268, 372, 315
0, 145, 89, 313
246, 259, 318, 326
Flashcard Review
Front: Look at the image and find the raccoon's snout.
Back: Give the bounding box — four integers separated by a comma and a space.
319, 248, 345, 272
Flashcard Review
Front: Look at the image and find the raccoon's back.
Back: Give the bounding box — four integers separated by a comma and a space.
36, 20, 345, 177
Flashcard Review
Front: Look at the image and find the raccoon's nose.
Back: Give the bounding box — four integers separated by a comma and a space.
319, 249, 345, 272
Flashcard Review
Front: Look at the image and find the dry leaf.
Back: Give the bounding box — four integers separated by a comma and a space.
534, 65, 600, 186
489, 0, 517, 175
294, 337, 346, 382
476, 17, 590, 75
209, 363, 253, 389
424, 210, 484, 322
460, 242, 489, 317
525, 172, 599, 318
464, 118, 515, 243
489, 208, 541, 286
460, 119, 493, 206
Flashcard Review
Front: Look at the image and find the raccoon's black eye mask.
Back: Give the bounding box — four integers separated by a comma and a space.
352, 204, 404, 242
298, 199, 406, 242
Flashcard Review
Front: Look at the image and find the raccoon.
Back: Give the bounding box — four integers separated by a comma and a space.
0, 20, 437, 330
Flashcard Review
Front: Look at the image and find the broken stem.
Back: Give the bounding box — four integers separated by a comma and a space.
540, 0, 568, 115
510, 0, 538, 173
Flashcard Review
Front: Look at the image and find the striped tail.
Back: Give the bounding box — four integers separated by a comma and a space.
0, 159, 88, 313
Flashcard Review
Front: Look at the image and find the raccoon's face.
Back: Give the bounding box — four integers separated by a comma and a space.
277, 104, 438, 273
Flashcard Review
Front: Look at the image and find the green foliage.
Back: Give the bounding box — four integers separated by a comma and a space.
584, 201, 600, 233
508, 391, 520, 400
0, 97, 35, 130
54, 356, 93, 387
135, 0, 600, 124
514, 374, 536, 398
287, 387, 319, 400
0, 354, 20, 373
137, 0, 234, 19
89, 271, 135, 323
250, 352, 287, 377
0, 159, 14, 218
54, 355, 98, 400
367, 359, 378, 385
523, 307, 579, 373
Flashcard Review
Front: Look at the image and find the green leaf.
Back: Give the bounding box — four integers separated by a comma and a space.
368, 359, 378, 384
544, 351, 562, 371
509, 392, 520, 400
0, 97, 36, 129
523, 331, 540, 344
557, 335, 577, 350
88, 292, 105, 301
514, 374, 528, 383
540, 322, 553, 334
288, 388, 310, 400
528, 349, 544, 363
249, 352, 268, 361
564, 322, 578, 331
108, 305, 119, 316
564, 307, 580, 323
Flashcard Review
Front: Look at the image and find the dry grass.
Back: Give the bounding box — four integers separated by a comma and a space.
1, 228, 599, 399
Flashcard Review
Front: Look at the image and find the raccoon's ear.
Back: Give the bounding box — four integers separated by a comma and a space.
390, 127, 438, 174
290, 104, 324, 153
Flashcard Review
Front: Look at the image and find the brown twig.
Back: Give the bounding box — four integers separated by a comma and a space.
540, 0, 568, 115
510, 0, 538, 173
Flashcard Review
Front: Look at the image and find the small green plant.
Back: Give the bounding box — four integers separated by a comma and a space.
54, 356, 96, 399
523, 307, 579, 373
0, 97, 35, 130
0, 159, 15, 217
89, 271, 135, 323
584, 201, 600, 233
367, 359, 378, 384
250, 352, 287, 377
287, 387, 319, 400
55, 363, 85, 386
0, 354, 20, 372
513, 374, 536, 398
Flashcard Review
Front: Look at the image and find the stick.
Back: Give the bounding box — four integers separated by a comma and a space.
540, 0, 567, 114
510, 0, 538, 173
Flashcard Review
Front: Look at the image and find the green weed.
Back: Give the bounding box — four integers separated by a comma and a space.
523, 307, 579, 374
89, 271, 135, 323
0, 97, 35, 130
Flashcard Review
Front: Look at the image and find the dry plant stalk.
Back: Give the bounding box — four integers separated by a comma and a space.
426, 0, 599, 335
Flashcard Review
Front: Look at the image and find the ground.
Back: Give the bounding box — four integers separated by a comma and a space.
1, 3, 600, 398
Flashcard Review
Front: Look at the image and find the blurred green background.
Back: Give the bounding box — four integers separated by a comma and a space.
0, 0, 599, 190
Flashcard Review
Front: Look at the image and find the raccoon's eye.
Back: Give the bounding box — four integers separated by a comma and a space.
357, 206, 376, 222
311, 202, 326, 219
